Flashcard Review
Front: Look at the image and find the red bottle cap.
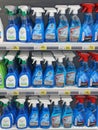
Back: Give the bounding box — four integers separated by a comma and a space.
88, 96, 97, 103
89, 52, 98, 61
81, 3, 95, 13
78, 53, 90, 62
75, 96, 85, 103
95, 3, 98, 12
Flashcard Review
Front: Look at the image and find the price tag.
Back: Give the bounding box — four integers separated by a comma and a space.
84, 90, 91, 95
40, 45, 47, 50
12, 46, 19, 50
40, 90, 47, 95
64, 90, 70, 95
13, 91, 19, 96
65, 45, 72, 50
88, 45, 95, 50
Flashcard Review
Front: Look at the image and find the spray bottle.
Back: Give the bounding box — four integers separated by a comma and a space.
40, 100, 50, 128
62, 96, 73, 128
28, 99, 39, 128
43, 52, 55, 88
5, 5, 19, 41
0, 99, 13, 129
66, 52, 76, 85
93, 3, 98, 42
0, 8, 4, 42
44, 8, 57, 42
18, 51, 31, 88
32, 56, 43, 87
73, 96, 85, 126
68, 5, 81, 42
5, 51, 18, 89
77, 52, 90, 87
55, 5, 69, 42
16, 99, 28, 129
31, 7, 45, 43
81, 3, 95, 42
18, 5, 31, 42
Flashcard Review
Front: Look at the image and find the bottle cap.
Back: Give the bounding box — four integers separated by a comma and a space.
44, 8, 57, 17
18, 5, 29, 16
88, 96, 97, 103
55, 5, 68, 14
5, 5, 17, 15
31, 7, 45, 17
68, 5, 81, 14
95, 3, 98, 13
75, 96, 85, 103
80, 3, 95, 13
78, 52, 90, 62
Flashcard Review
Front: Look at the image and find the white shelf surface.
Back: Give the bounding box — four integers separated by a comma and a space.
0, 42, 98, 50
0, 87, 98, 96
1, 126, 98, 130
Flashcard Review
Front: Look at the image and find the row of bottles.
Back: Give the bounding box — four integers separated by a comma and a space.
0, 95, 98, 129
1, 50, 98, 88
0, 3, 98, 43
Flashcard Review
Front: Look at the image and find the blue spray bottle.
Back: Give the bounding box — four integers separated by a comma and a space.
18, 6, 31, 42
81, 3, 95, 42
31, 7, 45, 43
77, 52, 90, 87
65, 52, 76, 85
18, 51, 31, 88
55, 5, 69, 42
73, 96, 85, 126
16, 99, 28, 129
43, 52, 55, 88
32, 55, 43, 87
62, 96, 73, 128
44, 8, 57, 42
5, 51, 19, 89
93, 3, 98, 42
5, 5, 19, 41
28, 99, 39, 128
0, 99, 13, 129
40, 100, 50, 128
68, 5, 81, 42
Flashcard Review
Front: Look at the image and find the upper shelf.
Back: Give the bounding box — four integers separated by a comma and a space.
0, 42, 98, 51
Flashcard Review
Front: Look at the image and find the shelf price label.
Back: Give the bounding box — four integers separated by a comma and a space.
12, 46, 20, 50
84, 90, 91, 95
12, 91, 19, 96
40, 90, 47, 95
64, 90, 71, 95
88, 45, 95, 50
40, 45, 47, 50
65, 45, 72, 50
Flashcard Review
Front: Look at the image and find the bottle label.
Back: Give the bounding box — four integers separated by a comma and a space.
1, 117, 10, 128
33, 71, 42, 86
78, 79, 88, 87
63, 115, 72, 128
58, 26, 68, 42
32, 24, 42, 40
29, 112, 38, 127
44, 71, 54, 86
66, 72, 75, 85
41, 113, 49, 127
87, 115, 96, 127
82, 32, 92, 42
6, 76, 15, 88
19, 27, 27, 41
17, 117, 26, 128
95, 32, 98, 41
52, 115, 60, 128
75, 117, 84, 126
45, 24, 56, 40
70, 26, 80, 42
0, 74, 2, 86
7, 27, 16, 40
55, 74, 64, 87
19, 75, 29, 87
90, 78, 98, 87
0, 30, 2, 41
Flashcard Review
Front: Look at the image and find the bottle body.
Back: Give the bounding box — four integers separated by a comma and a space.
93, 14, 98, 42
0, 18, 4, 42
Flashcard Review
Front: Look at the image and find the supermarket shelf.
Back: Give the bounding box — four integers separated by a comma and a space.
0, 42, 98, 50
0, 87, 98, 96
1, 126, 98, 130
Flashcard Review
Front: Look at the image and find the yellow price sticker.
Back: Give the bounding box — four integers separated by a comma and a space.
12, 46, 19, 50
64, 90, 70, 95
84, 90, 91, 95
65, 45, 72, 50
88, 45, 95, 50
40, 90, 47, 95
13, 91, 19, 96
40, 45, 47, 50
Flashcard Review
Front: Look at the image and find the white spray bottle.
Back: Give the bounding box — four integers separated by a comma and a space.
55, 5, 69, 42
68, 5, 81, 42
31, 7, 45, 43
0, 8, 4, 42
62, 96, 73, 128
44, 8, 57, 42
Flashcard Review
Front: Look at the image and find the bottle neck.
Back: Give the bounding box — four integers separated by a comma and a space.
8, 65, 14, 72
49, 16, 55, 23
35, 16, 42, 22
21, 16, 28, 24
84, 13, 93, 25
96, 13, 98, 22
8, 16, 16, 24
82, 62, 88, 69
